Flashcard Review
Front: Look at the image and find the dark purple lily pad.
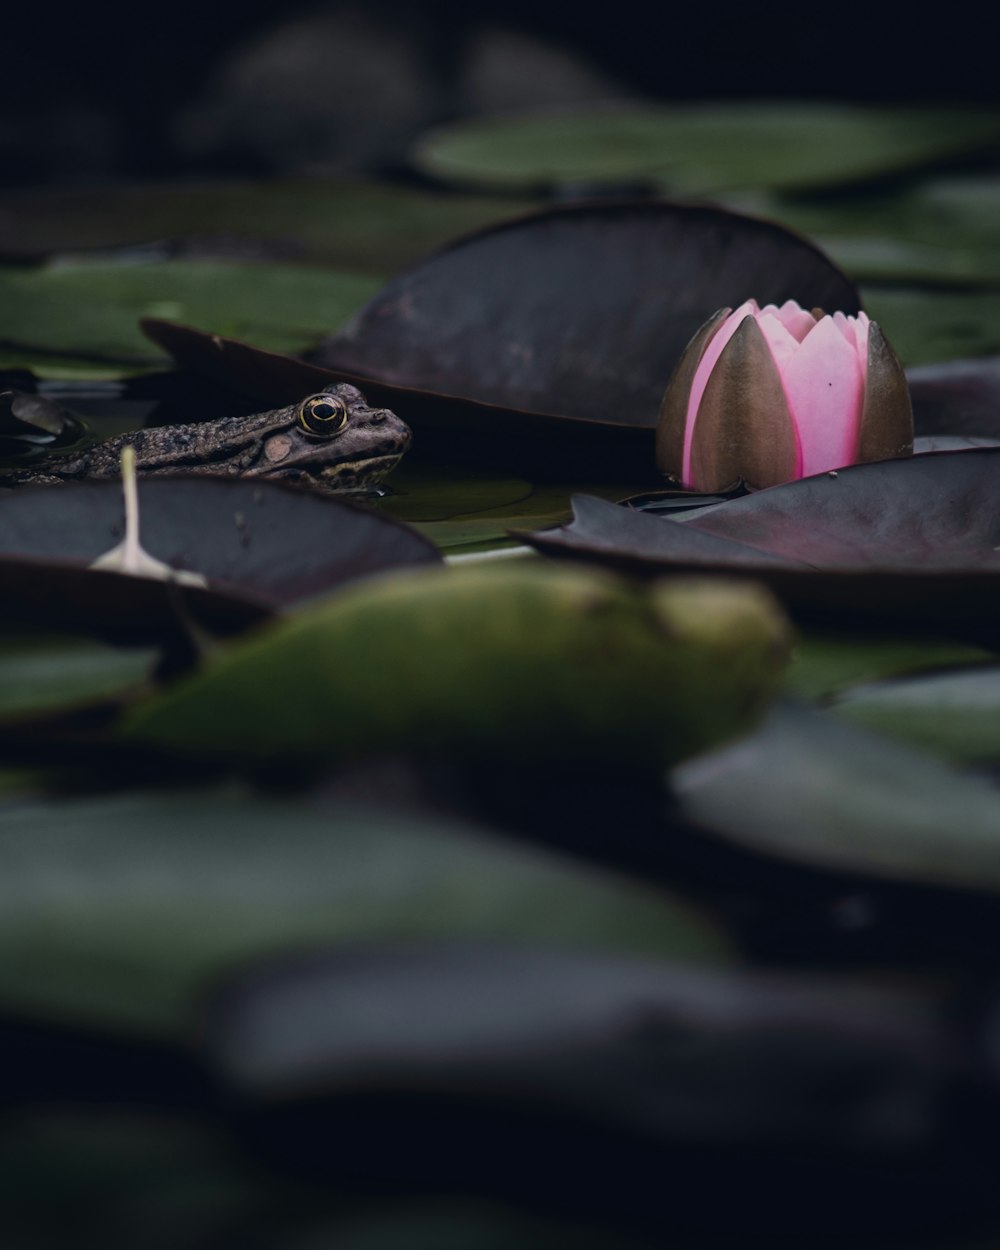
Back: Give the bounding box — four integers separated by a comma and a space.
201, 941, 996, 1239
909, 355, 1000, 439
142, 200, 859, 478
521, 451, 1000, 635
0, 477, 440, 640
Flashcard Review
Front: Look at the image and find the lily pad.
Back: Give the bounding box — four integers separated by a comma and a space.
830, 666, 1000, 762
144, 200, 858, 477
412, 104, 1000, 197
860, 287, 1000, 365
0, 636, 158, 723
730, 174, 1000, 289
521, 451, 1000, 635
672, 703, 1000, 893
0, 178, 532, 272
0, 477, 439, 638
201, 942, 998, 1240
785, 634, 996, 702
0, 791, 730, 1034
0, 259, 380, 375
909, 356, 1000, 438
124, 565, 790, 768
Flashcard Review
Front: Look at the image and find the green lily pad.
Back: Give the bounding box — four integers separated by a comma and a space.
0, 636, 158, 722
830, 666, 1000, 762
0, 791, 731, 1035
123, 564, 791, 769
412, 104, 1000, 196
0, 259, 380, 375
729, 174, 1000, 288
859, 287, 1000, 365
0, 178, 533, 272
786, 634, 995, 701
672, 703, 1000, 891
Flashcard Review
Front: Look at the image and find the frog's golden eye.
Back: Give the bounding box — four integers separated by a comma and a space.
298, 394, 349, 438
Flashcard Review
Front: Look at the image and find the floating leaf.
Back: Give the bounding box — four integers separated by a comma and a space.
830, 666, 1000, 762
522, 452, 1000, 635
0, 636, 158, 722
0, 178, 532, 272
909, 355, 1000, 439
861, 287, 1000, 365
0, 477, 439, 639
412, 104, 1000, 196
672, 703, 1000, 892
124, 564, 791, 769
143, 200, 858, 478
0, 259, 380, 375
785, 633, 995, 701
201, 942, 987, 1239
0, 792, 730, 1034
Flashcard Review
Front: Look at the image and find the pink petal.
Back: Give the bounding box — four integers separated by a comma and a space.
683, 299, 759, 484
755, 311, 800, 373
851, 312, 870, 369
774, 299, 817, 342
832, 311, 858, 348
778, 316, 865, 477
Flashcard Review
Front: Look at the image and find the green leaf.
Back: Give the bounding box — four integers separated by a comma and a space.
785, 633, 995, 701
830, 666, 1000, 762
0, 178, 533, 272
413, 104, 1000, 196
0, 791, 732, 1035
0, 637, 157, 722
673, 703, 1000, 891
0, 259, 381, 375
859, 287, 1000, 365
729, 174, 1000, 288
123, 565, 791, 769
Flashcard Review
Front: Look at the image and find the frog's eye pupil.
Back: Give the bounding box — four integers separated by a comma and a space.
299, 395, 348, 437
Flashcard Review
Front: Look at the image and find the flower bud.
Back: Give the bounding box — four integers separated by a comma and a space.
656, 300, 913, 492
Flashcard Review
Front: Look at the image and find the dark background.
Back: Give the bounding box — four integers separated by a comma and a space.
0, 1, 986, 188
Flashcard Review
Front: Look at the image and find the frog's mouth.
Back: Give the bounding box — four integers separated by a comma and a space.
262, 447, 407, 492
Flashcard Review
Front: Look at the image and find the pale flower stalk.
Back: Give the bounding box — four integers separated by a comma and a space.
656, 299, 913, 492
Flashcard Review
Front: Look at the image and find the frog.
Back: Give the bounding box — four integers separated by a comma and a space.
0, 384, 411, 495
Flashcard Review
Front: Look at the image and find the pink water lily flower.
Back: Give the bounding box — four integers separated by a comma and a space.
656, 299, 913, 492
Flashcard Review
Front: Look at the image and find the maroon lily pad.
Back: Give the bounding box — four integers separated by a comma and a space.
521, 451, 1000, 636
909, 355, 1000, 440
142, 200, 859, 478
0, 476, 440, 641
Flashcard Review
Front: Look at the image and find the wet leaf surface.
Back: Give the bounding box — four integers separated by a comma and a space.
0, 791, 730, 1035
412, 104, 1000, 195
0, 477, 440, 634
522, 452, 1000, 634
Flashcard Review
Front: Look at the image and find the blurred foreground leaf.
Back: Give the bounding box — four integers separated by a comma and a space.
0, 792, 730, 1035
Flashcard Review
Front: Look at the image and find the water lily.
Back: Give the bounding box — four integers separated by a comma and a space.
656, 300, 913, 492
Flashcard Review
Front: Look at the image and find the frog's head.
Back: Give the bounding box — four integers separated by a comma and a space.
256, 384, 411, 493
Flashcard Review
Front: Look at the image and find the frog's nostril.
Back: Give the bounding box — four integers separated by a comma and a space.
371, 410, 388, 423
